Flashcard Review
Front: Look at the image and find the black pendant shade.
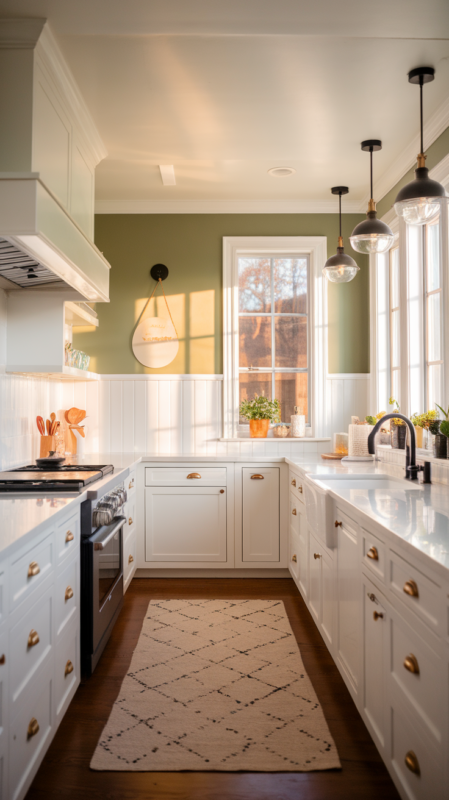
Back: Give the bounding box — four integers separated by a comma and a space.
350, 140, 394, 254
323, 187, 359, 283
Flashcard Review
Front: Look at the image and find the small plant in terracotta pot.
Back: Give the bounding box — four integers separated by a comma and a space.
389, 397, 406, 449
239, 394, 281, 438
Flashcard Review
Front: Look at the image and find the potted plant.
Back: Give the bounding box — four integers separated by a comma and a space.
239, 394, 281, 438
389, 397, 406, 449
433, 405, 449, 458
411, 410, 438, 449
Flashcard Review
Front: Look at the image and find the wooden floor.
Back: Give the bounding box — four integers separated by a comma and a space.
26, 579, 400, 800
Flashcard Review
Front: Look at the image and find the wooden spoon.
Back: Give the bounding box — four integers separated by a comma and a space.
46, 419, 51, 435
67, 407, 86, 425
36, 416, 45, 435
50, 412, 56, 424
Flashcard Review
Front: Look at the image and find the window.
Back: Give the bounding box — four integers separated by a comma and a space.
223, 236, 328, 439
389, 245, 400, 403
424, 219, 443, 410
238, 256, 309, 427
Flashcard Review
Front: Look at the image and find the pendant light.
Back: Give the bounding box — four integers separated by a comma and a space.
394, 67, 447, 226
323, 187, 360, 283
350, 140, 394, 254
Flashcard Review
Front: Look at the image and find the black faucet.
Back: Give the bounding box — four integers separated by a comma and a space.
367, 413, 419, 480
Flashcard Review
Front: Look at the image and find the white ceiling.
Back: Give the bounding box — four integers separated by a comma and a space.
1, 0, 449, 210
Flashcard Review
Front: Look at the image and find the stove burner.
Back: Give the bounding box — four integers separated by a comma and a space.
0, 464, 114, 493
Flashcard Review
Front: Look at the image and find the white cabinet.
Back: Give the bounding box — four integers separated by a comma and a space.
362, 573, 388, 753
289, 491, 308, 599
308, 528, 334, 650
335, 507, 361, 699
242, 468, 279, 562
145, 486, 227, 564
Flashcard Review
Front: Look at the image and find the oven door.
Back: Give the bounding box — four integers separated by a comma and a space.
90, 515, 125, 653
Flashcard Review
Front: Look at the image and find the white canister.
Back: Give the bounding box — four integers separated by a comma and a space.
291, 407, 306, 438
348, 424, 374, 457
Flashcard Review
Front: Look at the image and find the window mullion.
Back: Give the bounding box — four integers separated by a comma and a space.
271, 258, 275, 401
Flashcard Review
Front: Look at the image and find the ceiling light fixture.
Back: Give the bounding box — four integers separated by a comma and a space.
323, 187, 359, 284
268, 167, 296, 177
350, 140, 394, 254
394, 67, 447, 226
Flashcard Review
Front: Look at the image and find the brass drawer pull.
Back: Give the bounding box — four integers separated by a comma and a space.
373, 611, 384, 621
187, 473, 201, 479
292, 508, 297, 516
298, 485, 303, 494
129, 479, 134, 490
291, 479, 296, 487
251, 474, 264, 480
314, 553, 321, 560
65, 530, 74, 543
28, 561, 40, 578
367, 592, 376, 602
367, 547, 379, 561
404, 750, 420, 776
129, 554, 134, 564
28, 629, 40, 648
27, 718, 40, 739
335, 520, 342, 528
291, 554, 297, 563
0, 654, 5, 665
128, 517, 133, 526
403, 580, 419, 598
65, 660, 74, 677
65, 586, 74, 602
404, 654, 420, 675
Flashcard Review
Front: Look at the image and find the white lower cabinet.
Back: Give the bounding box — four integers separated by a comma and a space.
308, 528, 334, 650
124, 531, 137, 591
362, 574, 388, 752
335, 509, 360, 699
242, 468, 279, 562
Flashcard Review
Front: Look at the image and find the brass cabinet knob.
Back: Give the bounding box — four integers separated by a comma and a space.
251, 474, 264, 480
314, 553, 321, 559
27, 629, 40, 648
128, 554, 134, 564
220, 489, 225, 493
291, 479, 296, 487
128, 517, 133, 526
292, 508, 297, 515
0, 654, 5, 665
291, 554, 297, 562
403, 654, 420, 675
65, 530, 74, 543
403, 580, 419, 598
28, 561, 40, 578
298, 485, 303, 493
335, 520, 342, 528
367, 546, 379, 561
187, 473, 201, 479
27, 718, 40, 739
367, 592, 376, 602
128, 479, 134, 490
404, 750, 420, 776
65, 660, 74, 677
373, 611, 384, 621
65, 586, 74, 602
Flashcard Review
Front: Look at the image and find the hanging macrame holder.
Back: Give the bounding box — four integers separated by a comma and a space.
132, 267, 179, 368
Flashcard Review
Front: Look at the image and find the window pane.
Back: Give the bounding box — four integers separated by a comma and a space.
428, 364, 442, 412
275, 372, 308, 423
239, 316, 271, 368
391, 369, 400, 404
273, 258, 308, 313
238, 258, 271, 312
391, 248, 400, 308
391, 309, 400, 369
274, 316, 307, 368
239, 373, 271, 424
427, 293, 441, 362
426, 221, 440, 292
407, 226, 421, 297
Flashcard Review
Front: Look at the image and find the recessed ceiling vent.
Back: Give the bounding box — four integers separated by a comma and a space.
268, 167, 296, 177
0, 238, 62, 288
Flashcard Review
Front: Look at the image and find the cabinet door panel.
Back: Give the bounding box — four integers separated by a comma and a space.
297, 505, 309, 601
321, 553, 334, 649
242, 469, 279, 562
336, 516, 360, 692
145, 487, 226, 562
363, 577, 387, 750
308, 529, 321, 625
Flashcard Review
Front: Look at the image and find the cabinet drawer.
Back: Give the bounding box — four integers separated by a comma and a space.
10, 585, 53, 708
290, 492, 300, 535
54, 557, 78, 639
145, 466, 227, 487
362, 527, 386, 582
124, 498, 136, 543
55, 509, 79, 563
389, 551, 442, 637
289, 472, 305, 504
390, 611, 443, 745
10, 675, 53, 800
10, 533, 54, 612
389, 700, 443, 800
124, 532, 136, 586
54, 621, 79, 722
127, 469, 136, 494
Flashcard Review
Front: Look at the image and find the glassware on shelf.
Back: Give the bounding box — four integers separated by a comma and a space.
64, 341, 91, 371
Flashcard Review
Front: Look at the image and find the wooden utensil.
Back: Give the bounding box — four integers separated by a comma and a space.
36, 416, 45, 435
67, 407, 86, 425
46, 419, 51, 435
50, 412, 56, 424
40, 436, 56, 458
71, 425, 85, 438
50, 420, 58, 435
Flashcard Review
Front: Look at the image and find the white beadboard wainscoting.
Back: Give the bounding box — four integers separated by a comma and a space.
326, 374, 370, 434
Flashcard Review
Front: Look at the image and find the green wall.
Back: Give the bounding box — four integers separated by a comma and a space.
73, 213, 369, 375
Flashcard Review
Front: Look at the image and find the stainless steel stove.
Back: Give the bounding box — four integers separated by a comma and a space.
0, 464, 114, 493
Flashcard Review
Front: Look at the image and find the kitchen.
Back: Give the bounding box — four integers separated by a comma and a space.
0, 2, 448, 799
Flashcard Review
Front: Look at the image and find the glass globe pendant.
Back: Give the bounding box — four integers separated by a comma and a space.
323, 187, 360, 283
350, 140, 394, 254
394, 67, 447, 226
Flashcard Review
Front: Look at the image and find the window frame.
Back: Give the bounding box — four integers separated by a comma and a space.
223, 236, 328, 439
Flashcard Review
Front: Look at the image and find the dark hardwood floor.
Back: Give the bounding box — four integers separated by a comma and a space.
26, 578, 400, 800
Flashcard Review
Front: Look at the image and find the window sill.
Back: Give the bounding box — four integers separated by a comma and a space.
219, 437, 331, 443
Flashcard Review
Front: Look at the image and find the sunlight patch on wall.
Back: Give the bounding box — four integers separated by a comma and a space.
190, 290, 214, 337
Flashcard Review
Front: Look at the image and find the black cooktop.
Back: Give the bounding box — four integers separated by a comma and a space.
0, 464, 114, 493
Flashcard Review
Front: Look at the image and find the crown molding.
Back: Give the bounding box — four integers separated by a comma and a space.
368, 95, 449, 208
35, 24, 107, 165
95, 198, 362, 214
0, 18, 46, 49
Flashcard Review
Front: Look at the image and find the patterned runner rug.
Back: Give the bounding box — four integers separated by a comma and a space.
91, 599, 341, 772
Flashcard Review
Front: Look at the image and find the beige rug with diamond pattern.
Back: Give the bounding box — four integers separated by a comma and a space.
91, 599, 340, 772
